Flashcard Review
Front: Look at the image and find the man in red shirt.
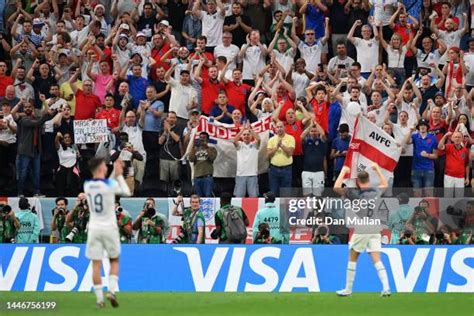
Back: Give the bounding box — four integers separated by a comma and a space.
274, 72, 296, 122
0, 61, 14, 97
96, 94, 121, 133
189, 36, 215, 81
69, 70, 101, 120
195, 62, 224, 115
434, 2, 460, 31
273, 99, 311, 187
426, 98, 453, 187
389, 7, 418, 74
438, 131, 469, 197
150, 34, 172, 81
306, 83, 329, 133
220, 67, 252, 117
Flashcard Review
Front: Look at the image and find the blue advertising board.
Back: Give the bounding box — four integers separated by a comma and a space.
0, 245, 472, 293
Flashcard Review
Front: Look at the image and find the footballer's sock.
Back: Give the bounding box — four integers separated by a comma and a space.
375, 261, 390, 291
345, 262, 357, 292
109, 275, 119, 294
94, 285, 104, 303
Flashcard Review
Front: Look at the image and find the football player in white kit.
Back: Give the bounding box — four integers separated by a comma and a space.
84, 157, 131, 308
333, 163, 391, 297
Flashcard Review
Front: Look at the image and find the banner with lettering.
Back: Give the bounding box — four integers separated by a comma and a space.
73, 119, 108, 144
344, 115, 402, 186
195, 116, 273, 178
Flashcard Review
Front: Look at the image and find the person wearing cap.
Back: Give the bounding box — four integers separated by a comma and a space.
192, 0, 226, 50
404, 119, 438, 197
252, 192, 289, 244
165, 64, 197, 126
438, 131, 470, 197
93, 4, 110, 36
112, 31, 133, 70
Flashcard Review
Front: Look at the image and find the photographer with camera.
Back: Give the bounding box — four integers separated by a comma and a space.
115, 200, 133, 244
50, 197, 69, 243
172, 194, 205, 244
132, 197, 166, 244
15, 197, 40, 243
213, 192, 249, 244
398, 229, 416, 245
406, 201, 436, 244
65, 193, 90, 243
252, 192, 289, 244
312, 225, 341, 245
0, 202, 20, 243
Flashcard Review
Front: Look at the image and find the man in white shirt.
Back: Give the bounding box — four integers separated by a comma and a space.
291, 16, 330, 72
464, 37, 474, 90
431, 13, 469, 65
328, 41, 355, 74
192, 0, 226, 50
239, 29, 268, 84
347, 19, 380, 76
233, 123, 261, 197
166, 65, 198, 124
214, 32, 240, 72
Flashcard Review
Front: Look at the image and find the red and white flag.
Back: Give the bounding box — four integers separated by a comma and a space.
344, 115, 402, 186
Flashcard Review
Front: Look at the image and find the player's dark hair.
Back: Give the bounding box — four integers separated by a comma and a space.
197, 35, 207, 43
338, 123, 349, 133
55, 197, 68, 205
357, 171, 369, 184
220, 192, 232, 206
88, 157, 105, 174
352, 62, 361, 70
199, 132, 210, 140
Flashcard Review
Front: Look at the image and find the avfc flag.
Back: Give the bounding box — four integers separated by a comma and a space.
343, 115, 402, 186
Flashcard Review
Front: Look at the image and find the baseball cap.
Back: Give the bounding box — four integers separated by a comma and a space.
94, 4, 105, 11
434, 91, 445, 99
159, 20, 170, 27
119, 23, 130, 31
136, 32, 146, 38
32, 18, 44, 27
119, 34, 129, 41
467, 37, 474, 44
189, 109, 201, 115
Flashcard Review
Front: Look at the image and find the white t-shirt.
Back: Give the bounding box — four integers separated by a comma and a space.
71, 26, 89, 47
298, 41, 323, 73
370, 100, 389, 127
236, 141, 259, 176
370, 0, 397, 26
273, 48, 296, 74
58, 145, 78, 168
327, 56, 355, 74
214, 44, 240, 71
121, 124, 146, 159
398, 98, 419, 128
386, 46, 408, 68
292, 72, 311, 99
340, 95, 368, 132
242, 44, 267, 80
168, 78, 198, 119
353, 38, 379, 72
392, 123, 413, 156
0, 114, 17, 143
416, 49, 442, 69
199, 10, 225, 47
43, 98, 68, 133
464, 52, 474, 86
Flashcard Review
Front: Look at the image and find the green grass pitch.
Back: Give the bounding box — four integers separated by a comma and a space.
0, 292, 472, 316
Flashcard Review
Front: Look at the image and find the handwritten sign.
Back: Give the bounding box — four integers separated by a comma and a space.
73, 119, 108, 144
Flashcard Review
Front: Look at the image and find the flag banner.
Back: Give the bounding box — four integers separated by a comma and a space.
195, 116, 273, 178
344, 115, 402, 186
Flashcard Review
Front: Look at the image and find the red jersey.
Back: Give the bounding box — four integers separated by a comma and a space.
190, 52, 215, 81
284, 120, 304, 156
224, 81, 251, 116
95, 107, 121, 129
150, 43, 172, 81
0, 75, 14, 97
201, 78, 224, 115
74, 89, 101, 120
277, 94, 295, 122
445, 143, 469, 178
435, 15, 460, 31
310, 99, 329, 133
429, 118, 448, 156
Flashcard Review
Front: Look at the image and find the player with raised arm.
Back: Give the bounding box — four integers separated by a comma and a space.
84, 157, 132, 308
333, 163, 391, 297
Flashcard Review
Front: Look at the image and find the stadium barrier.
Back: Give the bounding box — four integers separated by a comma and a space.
1, 244, 472, 292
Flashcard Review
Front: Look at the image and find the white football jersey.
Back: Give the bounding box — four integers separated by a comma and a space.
84, 176, 131, 230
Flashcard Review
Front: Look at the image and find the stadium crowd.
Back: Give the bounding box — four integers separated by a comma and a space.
0, 0, 474, 243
